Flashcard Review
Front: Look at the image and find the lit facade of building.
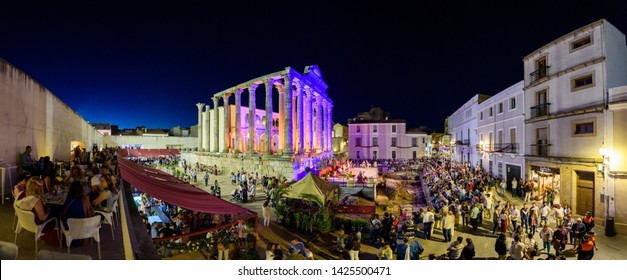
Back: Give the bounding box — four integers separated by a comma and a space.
332, 123, 348, 157
448, 94, 491, 167
477, 81, 526, 186
347, 108, 430, 160
523, 19, 627, 233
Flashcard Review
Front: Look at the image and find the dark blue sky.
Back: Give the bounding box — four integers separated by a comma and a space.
2, 1, 626, 131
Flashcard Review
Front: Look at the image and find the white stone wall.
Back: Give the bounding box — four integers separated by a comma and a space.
448, 94, 487, 166
181, 152, 296, 180
102, 135, 197, 149
0, 59, 103, 166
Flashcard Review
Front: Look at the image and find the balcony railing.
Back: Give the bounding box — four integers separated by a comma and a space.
530, 66, 549, 83
530, 143, 551, 157
530, 103, 551, 118
477, 143, 519, 153
456, 139, 470, 146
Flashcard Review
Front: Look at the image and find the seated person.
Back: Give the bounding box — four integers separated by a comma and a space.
62, 180, 95, 228
91, 174, 116, 212
16, 177, 55, 232
13, 172, 31, 200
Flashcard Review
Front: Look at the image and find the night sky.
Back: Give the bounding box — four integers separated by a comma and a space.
2, 1, 626, 131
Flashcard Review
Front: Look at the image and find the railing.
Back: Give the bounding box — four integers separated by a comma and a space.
530, 103, 551, 118
530, 66, 549, 83
478, 143, 519, 153
530, 143, 551, 157
455, 140, 470, 146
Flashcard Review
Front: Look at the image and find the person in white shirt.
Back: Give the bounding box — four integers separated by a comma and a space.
552, 204, 565, 227
499, 180, 507, 196
540, 203, 550, 227
422, 207, 435, 240
511, 178, 518, 198
510, 205, 520, 231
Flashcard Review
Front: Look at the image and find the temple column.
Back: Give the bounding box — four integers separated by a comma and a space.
204, 105, 210, 152
248, 84, 258, 154
212, 97, 219, 153
296, 80, 304, 154
234, 89, 242, 153
222, 93, 231, 153
327, 103, 333, 152
196, 103, 204, 151
306, 89, 314, 153
277, 84, 284, 151
321, 100, 328, 152
316, 97, 323, 152
264, 79, 273, 155
283, 73, 293, 154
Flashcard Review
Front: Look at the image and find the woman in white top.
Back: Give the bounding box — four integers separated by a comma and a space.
92, 174, 116, 211
16, 178, 54, 230
262, 201, 271, 227
265, 243, 275, 260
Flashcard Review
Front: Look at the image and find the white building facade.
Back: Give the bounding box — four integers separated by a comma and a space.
523, 20, 627, 233
477, 81, 526, 189
348, 121, 430, 160
448, 94, 491, 167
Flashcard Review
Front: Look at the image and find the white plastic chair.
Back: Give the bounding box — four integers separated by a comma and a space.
94, 210, 115, 240
111, 199, 120, 226
14, 204, 60, 259
0, 241, 19, 260
61, 216, 102, 259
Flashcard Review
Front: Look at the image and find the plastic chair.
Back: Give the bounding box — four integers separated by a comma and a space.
94, 210, 115, 240
61, 216, 102, 259
14, 204, 60, 259
111, 199, 120, 226
0, 241, 18, 260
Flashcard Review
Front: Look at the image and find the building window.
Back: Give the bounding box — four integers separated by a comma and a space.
392, 151, 396, 159
571, 73, 595, 91
412, 138, 417, 147
509, 97, 516, 110
573, 122, 594, 135
422, 138, 425, 144
391, 137, 397, 147
498, 103, 503, 114
373, 125, 377, 133
356, 126, 360, 133
372, 137, 378, 147
489, 107, 493, 117
355, 137, 362, 147
480, 111, 483, 120
534, 56, 548, 80
392, 125, 397, 133
373, 151, 377, 159
570, 35, 592, 52
412, 151, 417, 159
356, 150, 360, 159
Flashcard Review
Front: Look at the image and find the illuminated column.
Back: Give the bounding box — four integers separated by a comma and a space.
204, 105, 210, 152
321, 100, 328, 152
212, 97, 219, 153
196, 103, 204, 151
264, 79, 273, 154
276, 83, 284, 151
327, 103, 333, 152
296, 80, 304, 154
222, 93, 231, 153
316, 97, 323, 152
234, 89, 242, 153
306, 89, 314, 153
248, 84, 258, 154
283, 73, 293, 154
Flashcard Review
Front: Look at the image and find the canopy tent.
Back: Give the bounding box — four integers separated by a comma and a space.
286, 172, 339, 203
117, 156, 253, 215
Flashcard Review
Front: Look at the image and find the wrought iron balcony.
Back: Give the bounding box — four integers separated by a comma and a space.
455, 139, 470, 146
530, 143, 551, 157
477, 143, 518, 153
530, 103, 551, 118
530, 66, 549, 83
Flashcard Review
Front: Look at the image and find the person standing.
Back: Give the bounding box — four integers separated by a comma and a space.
499, 179, 507, 196
495, 233, 508, 260
520, 204, 530, 234
262, 201, 271, 227
511, 178, 518, 198
539, 223, 553, 254
422, 207, 435, 240
470, 203, 480, 231
204, 172, 209, 187
510, 205, 520, 232
349, 238, 361, 260
442, 210, 455, 243
563, 214, 575, 245
539, 203, 550, 227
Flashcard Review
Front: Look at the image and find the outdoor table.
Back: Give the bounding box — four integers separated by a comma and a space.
43, 186, 69, 206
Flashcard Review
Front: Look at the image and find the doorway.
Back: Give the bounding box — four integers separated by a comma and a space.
576, 171, 595, 216
506, 164, 521, 191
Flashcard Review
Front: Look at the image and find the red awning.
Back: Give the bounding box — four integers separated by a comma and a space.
117, 157, 253, 215
118, 148, 180, 158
